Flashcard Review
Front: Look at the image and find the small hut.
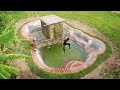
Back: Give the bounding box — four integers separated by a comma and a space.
40, 15, 65, 45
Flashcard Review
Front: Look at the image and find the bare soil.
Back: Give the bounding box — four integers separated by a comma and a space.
9, 60, 40, 79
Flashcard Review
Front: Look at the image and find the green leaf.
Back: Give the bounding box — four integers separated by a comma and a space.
0, 29, 15, 45
2, 19, 15, 34
0, 73, 7, 79
0, 53, 31, 62
0, 68, 11, 79
0, 64, 20, 75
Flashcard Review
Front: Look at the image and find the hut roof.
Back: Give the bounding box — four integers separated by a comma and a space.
40, 15, 65, 25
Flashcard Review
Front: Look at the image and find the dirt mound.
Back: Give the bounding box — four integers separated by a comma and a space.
9, 60, 40, 79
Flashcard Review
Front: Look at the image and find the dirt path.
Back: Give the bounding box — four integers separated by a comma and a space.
111, 11, 120, 14
65, 19, 120, 79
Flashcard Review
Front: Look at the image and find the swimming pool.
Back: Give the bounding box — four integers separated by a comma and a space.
40, 38, 88, 68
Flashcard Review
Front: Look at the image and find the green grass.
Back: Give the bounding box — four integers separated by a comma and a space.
41, 40, 87, 68
12, 11, 34, 21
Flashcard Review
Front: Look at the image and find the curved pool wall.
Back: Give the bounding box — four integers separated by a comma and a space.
21, 19, 106, 74
66, 26, 103, 61
70, 29, 102, 52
